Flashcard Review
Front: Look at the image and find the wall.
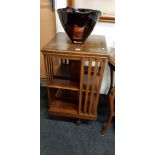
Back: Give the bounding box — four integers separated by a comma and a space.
74, 0, 115, 16
40, 0, 56, 78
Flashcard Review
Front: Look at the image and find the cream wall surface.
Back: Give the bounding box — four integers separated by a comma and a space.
74, 0, 115, 16
40, 0, 56, 78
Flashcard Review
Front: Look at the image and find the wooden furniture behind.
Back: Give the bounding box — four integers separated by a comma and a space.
41, 32, 109, 121
101, 49, 115, 135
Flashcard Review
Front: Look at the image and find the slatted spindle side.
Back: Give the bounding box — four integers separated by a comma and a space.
89, 59, 99, 114
43, 55, 52, 107
50, 56, 54, 79
43, 55, 49, 83
79, 58, 84, 114
93, 59, 106, 114
84, 59, 92, 114
48, 56, 54, 81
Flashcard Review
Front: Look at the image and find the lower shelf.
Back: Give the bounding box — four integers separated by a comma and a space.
49, 99, 97, 120
49, 99, 78, 115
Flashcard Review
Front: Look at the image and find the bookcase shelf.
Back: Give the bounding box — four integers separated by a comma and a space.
49, 99, 78, 116
51, 63, 100, 93
48, 79, 79, 91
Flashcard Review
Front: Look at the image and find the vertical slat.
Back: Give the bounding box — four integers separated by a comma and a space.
47, 57, 50, 80
65, 59, 67, 64
61, 58, 63, 64
84, 59, 92, 114
79, 58, 84, 114
108, 65, 114, 95
93, 59, 106, 114
49, 57, 52, 80
46, 57, 51, 81
48, 57, 53, 81
89, 59, 99, 114
49, 56, 54, 80
43, 55, 51, 107
43, 55, 49, 83
48, 57, 54, 107
51, 57, 54, 77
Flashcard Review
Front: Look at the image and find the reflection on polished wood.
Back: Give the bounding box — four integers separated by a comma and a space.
42, 32, 109, 58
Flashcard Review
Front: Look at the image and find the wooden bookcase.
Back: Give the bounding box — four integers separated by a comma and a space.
41, 32, 109, 121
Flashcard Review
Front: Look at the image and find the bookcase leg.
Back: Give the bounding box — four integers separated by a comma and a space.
76, 119, 81, 125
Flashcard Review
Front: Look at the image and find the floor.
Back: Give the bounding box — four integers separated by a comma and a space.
40, 87, 115, 155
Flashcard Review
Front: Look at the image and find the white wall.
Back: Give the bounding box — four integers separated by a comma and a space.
74, 0, 115, 16
55, 0, 67, 33
92, 22, 115, 94
55, 1, 115, 94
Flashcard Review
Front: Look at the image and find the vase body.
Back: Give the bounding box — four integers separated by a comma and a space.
57, 7, 101, 43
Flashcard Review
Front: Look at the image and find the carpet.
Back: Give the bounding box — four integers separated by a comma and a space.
40, 87, 115, 155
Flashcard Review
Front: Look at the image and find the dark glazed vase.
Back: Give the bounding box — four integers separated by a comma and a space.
57, 7, 101, 44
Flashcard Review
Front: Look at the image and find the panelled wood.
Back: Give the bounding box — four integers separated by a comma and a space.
41, 32, 109, 121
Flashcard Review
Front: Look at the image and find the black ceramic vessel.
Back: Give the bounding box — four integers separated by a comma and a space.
57, 7, 101, 43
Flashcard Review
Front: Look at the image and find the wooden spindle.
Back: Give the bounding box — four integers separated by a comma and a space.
61, 58, 63, 64
79, 58, 84, 114
89, 59, 99, 114
84, 59, 92, 114
51, 57, 54, 78
43, 55, 49, 83
49, 57, 54, 80
47, 57, 50, 80
43, 55, 51, 107
93, 60, 106, 114
65, 59, 67, 64
49, 57, 53, 81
